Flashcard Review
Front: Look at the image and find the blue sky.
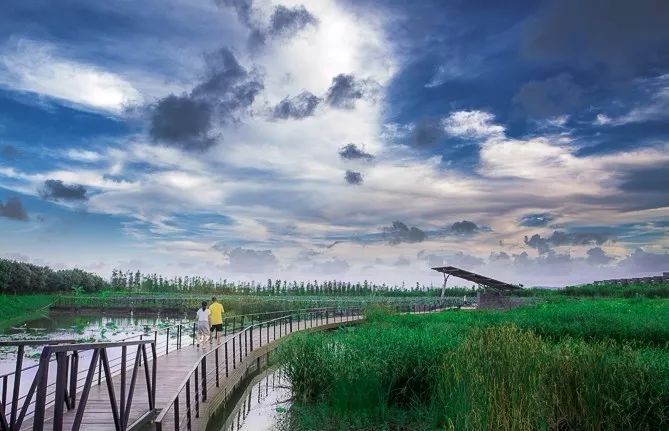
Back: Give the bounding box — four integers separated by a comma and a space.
1, 0, 668, 286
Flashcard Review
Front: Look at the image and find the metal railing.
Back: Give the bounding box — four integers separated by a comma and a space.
32, 340, 157, 431
0, 340, 75, 431
0, 339, 157, 431
154, 306, 367, 431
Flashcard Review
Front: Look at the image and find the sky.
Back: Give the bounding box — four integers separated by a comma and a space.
1, 0, 668, 287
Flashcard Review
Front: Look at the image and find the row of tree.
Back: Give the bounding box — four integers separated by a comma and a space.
110, 269, 443, 296
0, 259, 108, 294
0, 261, 450, 296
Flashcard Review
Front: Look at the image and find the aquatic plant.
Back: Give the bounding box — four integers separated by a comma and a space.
279, 299, 669, 430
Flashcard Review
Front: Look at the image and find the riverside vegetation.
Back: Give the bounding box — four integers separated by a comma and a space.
278, 298, 669, 430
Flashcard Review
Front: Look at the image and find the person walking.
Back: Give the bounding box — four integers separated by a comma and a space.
196, 301, 210, 347
209, 297, 224, 343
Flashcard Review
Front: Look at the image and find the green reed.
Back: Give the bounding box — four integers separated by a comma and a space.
278, 299, 669, 430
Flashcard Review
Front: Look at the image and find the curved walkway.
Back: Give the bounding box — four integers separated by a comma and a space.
23, 312, 363, 430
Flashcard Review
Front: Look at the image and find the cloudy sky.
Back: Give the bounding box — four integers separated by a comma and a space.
1, 0, 668, 286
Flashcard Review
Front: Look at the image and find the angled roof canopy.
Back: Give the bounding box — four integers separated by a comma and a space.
432, 266, 520, 290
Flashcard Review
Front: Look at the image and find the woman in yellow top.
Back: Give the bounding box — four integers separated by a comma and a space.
208, 297, 224, 343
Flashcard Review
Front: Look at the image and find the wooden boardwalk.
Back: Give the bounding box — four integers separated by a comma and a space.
22, 313, 362, 430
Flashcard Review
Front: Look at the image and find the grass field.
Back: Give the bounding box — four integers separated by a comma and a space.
278, 299, 669, 430
0, 294, 54, 331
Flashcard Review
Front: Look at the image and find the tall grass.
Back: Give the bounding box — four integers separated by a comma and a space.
278, 299, 669, 430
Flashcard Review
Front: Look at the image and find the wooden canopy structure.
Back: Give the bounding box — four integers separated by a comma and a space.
432, 265, 520, 293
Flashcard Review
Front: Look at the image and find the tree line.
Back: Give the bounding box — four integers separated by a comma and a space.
110, 269, 452, 296
0, 259, 108, 294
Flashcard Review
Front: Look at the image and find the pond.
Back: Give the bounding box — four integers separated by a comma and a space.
211, 368, 292, 431
0, 309, 194, 413
0, 310, 193, 371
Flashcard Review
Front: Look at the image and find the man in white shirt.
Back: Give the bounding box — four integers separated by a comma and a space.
196, 301, 211, 347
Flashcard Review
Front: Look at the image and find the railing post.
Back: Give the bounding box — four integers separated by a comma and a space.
10, 344, 25, 428
69, 351, 78, 409
326, 309, 329, 325
250, 327, 254, 352
224, 317, 228, 336
33, 348, 52, 430
192, 323, 196, 345
194, 369, 199, 418
151, 342, 157, 409
232, 337, 236, 369
53, 351, 67, 431
98, 352, 102, 385
172, 395, 179, 431
166, 327, 170, 355
215, 348, 220, 387
120, 346, 126, 427
225, 341, 229, 377
259, 322, 263, 347
185, 380, 192, 430
2, 375, 7, 411
200, 357, 207, 402
239, 332, 243, 361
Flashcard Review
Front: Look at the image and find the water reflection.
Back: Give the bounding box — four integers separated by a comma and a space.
218, 369, 292, 431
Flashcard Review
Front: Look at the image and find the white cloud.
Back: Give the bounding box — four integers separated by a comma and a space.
0, 39, 142, 113
64, 149, 104, 162
443, 110, 505, 139
594, 113, 612, 126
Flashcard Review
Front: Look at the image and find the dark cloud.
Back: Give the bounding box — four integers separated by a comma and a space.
524, 230, 612, 254
519, 213, 554, 227
447, 220, 480, 236
585, 247, 614, 266
344, 170, 363, 185
268, 5, 317, 37
522, 0, 669, 76
619, 161, 669, 194
149, 48, 262, 151
272, 91, 321, 120
0, 197, 29, 221
489, 251, 511, 262
40, 180, 88, 201
325, 74, 379, 109
223, 247, 278, 273
408, 118, 445, 147
618, 248, 669, 273
383, 221, 426, 245
312, 258, 350, 274
0, 145, 19, 159
216, 1, 316, 47
514, 74, 582, 118
338, 143, 373, 161
150, 96, 214, 150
